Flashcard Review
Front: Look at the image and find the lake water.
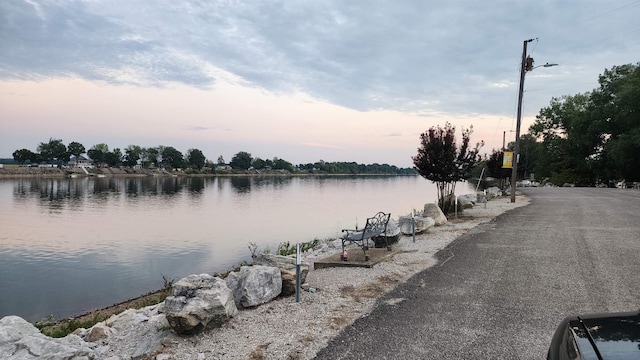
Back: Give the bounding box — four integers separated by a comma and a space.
0, 175, 472, 321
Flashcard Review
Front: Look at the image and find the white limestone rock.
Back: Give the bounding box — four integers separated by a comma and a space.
0, 315, 95, 359
164, 274, 238, 335
398, 215, 436, 235
253, 254, 309, 297
225, 265, 282, 308
422, 203, 448, 225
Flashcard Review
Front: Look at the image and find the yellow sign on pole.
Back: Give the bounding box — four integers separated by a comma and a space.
502, 151, 513, 169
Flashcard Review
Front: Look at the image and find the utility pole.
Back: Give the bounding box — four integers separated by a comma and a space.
510, 39, 534, 203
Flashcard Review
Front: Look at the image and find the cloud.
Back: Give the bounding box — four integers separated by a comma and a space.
186, 125, 231, 132
1, 0, 639, 116
302, 142, 346, 150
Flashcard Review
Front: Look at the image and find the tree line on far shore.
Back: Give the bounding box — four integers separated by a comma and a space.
8, 141, 415, 175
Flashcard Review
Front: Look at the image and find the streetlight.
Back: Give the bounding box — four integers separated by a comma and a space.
510, 39, 557, 203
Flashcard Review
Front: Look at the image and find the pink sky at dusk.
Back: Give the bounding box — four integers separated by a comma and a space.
2, 1, 638, 167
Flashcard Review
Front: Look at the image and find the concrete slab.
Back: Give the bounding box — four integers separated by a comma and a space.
313, 248, 398, 269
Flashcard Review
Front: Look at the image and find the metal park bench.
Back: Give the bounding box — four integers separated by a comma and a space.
341, 212, 391, 261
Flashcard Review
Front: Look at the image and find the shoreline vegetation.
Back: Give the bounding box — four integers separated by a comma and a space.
0, 165, 417, 179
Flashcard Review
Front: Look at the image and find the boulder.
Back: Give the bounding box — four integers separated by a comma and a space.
398, 215, 435, 235
458, 193, 477, 205
86, 304, 170, 359
457, 194, 475, 209
485, 186, 503, 199
85, 323, 115, 342
422, 203, 448, 225
253, 254, 308, 297
164, 274, 238, 335
0, 315, 95, 359
225, 265, 282, 308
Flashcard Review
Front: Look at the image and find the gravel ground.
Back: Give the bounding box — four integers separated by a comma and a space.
146, 196, 529, 360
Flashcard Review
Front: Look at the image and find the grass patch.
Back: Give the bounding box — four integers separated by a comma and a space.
36, 288, 171, 338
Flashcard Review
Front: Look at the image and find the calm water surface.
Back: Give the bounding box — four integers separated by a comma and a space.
0, 175, 471, 320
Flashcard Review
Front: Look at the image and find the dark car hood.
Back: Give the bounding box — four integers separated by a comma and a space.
578, 311, 640, 359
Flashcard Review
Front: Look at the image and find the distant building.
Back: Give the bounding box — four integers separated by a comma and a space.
68, 155, 93, 168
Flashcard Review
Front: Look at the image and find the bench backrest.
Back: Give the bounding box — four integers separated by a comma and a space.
363, 212, 391, 237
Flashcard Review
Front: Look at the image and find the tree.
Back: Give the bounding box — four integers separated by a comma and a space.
484, 149, 511, 189
12, 149, 35, 165
230, 151, 253, 170
273, 157, 294, 172
412, 123, 483, 213
252, 157, 266, 170
217, 155, 225, 165
123, 145, 143, 167
528, 63, 640, 185
87, 143, 109, 166
105, 148, 122, 167
67, 141, 86, 161
37, 138, 67, 164
186, 148, 206, 169
161, 146, 185, 168
145, 147, 160, 167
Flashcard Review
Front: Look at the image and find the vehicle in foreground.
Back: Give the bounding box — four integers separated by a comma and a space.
547, 310, 640, 359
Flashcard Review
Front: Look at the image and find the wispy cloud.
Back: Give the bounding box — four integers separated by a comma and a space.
2, 1, 638, 115
186, 126, 231, 132
302, 142, 346, 150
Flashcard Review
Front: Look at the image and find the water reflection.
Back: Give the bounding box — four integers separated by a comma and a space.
1, 175, 446, 321
230, 176, 251, 193
10, 177, 213, 204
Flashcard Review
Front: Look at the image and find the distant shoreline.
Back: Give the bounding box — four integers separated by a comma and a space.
0, 167, 416, 179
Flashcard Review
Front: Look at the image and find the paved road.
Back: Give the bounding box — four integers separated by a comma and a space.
315, 187, 640, 359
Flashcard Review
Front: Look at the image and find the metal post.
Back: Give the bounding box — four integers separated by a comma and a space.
412, 209, 415, 243
511, 39, 534, 203
295, 243, 301, 302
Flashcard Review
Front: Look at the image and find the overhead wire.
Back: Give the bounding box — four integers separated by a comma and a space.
500, 1, 640, 139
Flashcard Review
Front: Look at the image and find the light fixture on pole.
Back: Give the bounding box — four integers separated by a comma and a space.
510, 39, 557, 203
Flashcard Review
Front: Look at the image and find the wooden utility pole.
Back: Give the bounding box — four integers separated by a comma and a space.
510, 39, 533, 203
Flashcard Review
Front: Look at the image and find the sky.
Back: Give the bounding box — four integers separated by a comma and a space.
1, 1, 639, 168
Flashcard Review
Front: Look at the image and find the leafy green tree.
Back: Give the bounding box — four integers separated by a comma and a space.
145, 147, 160, 167
517, 134, 543, 180
87, 143, 109, 166
12, 148, 35, 165
123, 145, 143, 167
272, 157, 294, 172
186, 148, 206, 169
161, 146, 185, 168
595, 64, 640, 182
484, 149, 511, 189
529, 63, 640, 185
251, 157, 266, 170
37, 138, 67, 163
412, 123, 483, 213
67, 141, 85, 161
217, 155, 225, 165
230, 151, 253, 170
105, 148, 122, 167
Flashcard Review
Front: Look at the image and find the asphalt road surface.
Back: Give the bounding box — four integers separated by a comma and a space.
315, 187, 640, 359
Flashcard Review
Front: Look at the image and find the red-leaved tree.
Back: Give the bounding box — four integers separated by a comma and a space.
412, 123, 483, 213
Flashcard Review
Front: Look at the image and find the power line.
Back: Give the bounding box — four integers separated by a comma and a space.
567, 0, 640, 27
